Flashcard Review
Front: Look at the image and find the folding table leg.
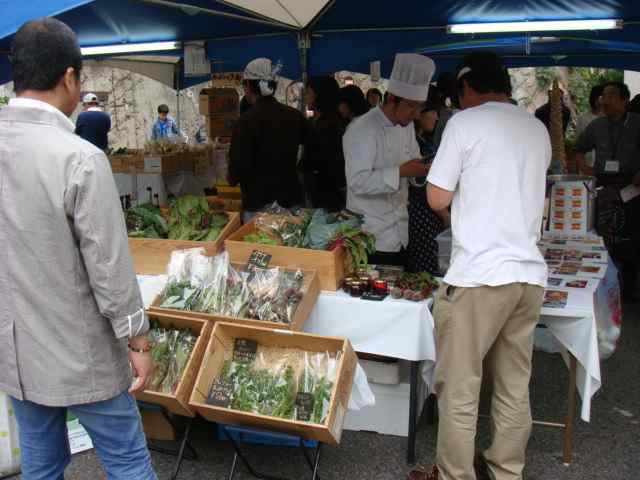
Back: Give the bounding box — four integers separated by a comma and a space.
170, 417, 194, 480
407, 360, 419, 465
299, 439, 323, 480
563, 354, 578, 466
221, 426, 289, 480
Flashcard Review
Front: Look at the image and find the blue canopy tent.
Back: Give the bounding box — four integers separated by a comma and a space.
3, 0, 640, 87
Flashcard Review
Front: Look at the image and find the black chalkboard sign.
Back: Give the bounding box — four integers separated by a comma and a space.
233, 338, 258, 363
207, 378, 233, 407
295, 392, 315, 422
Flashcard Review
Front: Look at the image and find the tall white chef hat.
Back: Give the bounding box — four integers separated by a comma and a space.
387, 53, 436, 102
243, 58, 282, 96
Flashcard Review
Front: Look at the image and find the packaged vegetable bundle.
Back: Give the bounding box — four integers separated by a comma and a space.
208, 344, 339, 424
148, 323, 197, 394
247, 268, 304, 324
250, 213, 307, 248
160, 249, 209, 310
159, 251, 306, 324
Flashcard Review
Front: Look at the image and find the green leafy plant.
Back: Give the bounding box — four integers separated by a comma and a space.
167, 196, 228, 241
327, 226, 376, 272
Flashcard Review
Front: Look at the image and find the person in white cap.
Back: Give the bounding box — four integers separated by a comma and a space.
229, 58, 306, 222
75, 92, 111, 150
408, 52, 550, 480
343, 53, 436, 266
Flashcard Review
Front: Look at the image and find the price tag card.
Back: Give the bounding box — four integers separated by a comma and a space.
295, 392, 315, 421
206, 378, 233, 407
246, 250, 272, 275
233, 338, 258, 363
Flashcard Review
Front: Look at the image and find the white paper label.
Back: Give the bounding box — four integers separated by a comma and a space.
604, 160, 620, 173
144, 156, 162, 173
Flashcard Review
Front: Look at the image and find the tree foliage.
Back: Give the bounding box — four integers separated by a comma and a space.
535, 67, 623, 116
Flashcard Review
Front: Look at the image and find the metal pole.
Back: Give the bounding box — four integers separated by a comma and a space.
298, 30, 311, 111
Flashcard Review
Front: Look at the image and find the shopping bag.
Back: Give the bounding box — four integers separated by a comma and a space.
0, 393, 20, 478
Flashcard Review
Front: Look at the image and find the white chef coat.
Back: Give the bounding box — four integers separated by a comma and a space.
344, 106, 420, 252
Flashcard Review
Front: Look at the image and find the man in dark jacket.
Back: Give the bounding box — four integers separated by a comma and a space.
75, 92, 111, 150
229, 58, 306, 221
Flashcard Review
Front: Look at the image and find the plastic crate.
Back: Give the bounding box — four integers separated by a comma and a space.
217, 424, 318, 448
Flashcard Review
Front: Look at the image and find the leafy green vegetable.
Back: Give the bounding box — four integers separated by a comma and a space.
244, 233, 279, 245
327, 226, 376, 272
148, 324, 197, 395
168, 196, 229, 241
126, 203, 168, 238
218, 360, 297, 420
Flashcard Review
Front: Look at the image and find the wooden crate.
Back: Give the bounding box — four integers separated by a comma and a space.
108, 150, 144, 173
148, 265, 319, 332
199, 88, 239, 116
207, 115, 238, 138
135, 311, 213, 417
217, 185, 242, 200
189, 322, 357, 445
129, 211, 241, 275
225, 220, 346, 291
143, 153, 194, 174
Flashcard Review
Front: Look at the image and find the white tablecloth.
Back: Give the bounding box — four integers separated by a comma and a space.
304, 291, 438, 388
304, 291, 436, 362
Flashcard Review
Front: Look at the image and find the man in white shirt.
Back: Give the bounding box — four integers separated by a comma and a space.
344, 54, 436, 266
408, 52, 551, 480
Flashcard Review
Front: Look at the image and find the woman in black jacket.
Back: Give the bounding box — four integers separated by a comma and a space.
302, 76, 347, 212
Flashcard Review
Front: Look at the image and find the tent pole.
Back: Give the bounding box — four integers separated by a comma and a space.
175, 62, 182, 132
298, 30, 311, 112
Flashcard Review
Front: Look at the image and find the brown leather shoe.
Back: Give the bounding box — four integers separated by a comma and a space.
474, 453, 491, 480
407, 465, 438, 480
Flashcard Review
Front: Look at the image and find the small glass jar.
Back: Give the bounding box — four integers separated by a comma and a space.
349, 282, 363, 297
373, 279, 388, 295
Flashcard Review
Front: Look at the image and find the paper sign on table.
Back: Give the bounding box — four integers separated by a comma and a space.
548, 182, 589, 234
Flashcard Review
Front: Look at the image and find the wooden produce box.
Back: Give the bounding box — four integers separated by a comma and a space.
189, 322, 357, 444
207, 115, 238, 139
199, 88, 239, 116
108, 150, 144, 173
205, 196, 242, 213
129, 211, 241, 275
143, 152, 194, 174
135, 311, 213, 417
217, 185, 242, 200
148, 265, 319, 332
225, 220, 346, 291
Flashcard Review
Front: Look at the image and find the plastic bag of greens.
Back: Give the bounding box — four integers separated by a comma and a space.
222, 266, 252, 318
254, 212, 305, 247
247, 267, 282, 322
166, 248, 206, 284
295, 351, 335, 424
161, 329, 197, 394
148, 327, 171, 390
198, 252, 231, 314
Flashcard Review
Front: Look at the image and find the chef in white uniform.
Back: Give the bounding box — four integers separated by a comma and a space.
344, 53, 436, 266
